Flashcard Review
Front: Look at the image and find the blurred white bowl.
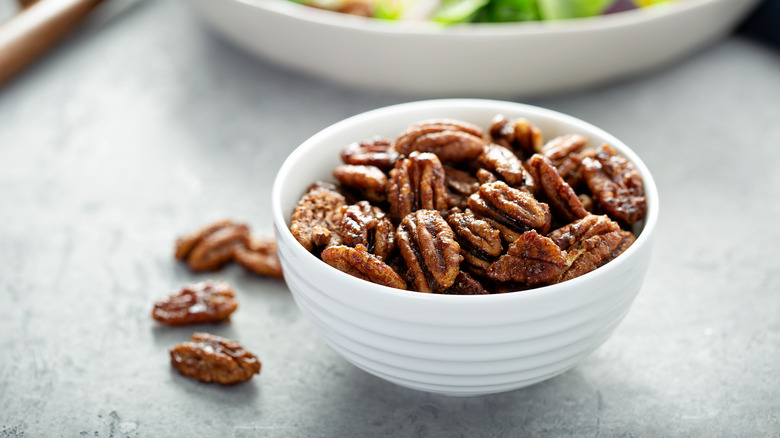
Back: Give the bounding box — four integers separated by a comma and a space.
272, 99, 659, 396
186, 0, 759, 96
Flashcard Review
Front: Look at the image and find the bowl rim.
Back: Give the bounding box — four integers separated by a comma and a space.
271, 98, 659, 304
233, 0, 724, 35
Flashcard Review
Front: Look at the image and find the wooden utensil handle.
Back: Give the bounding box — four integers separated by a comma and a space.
0, 0, 105, 87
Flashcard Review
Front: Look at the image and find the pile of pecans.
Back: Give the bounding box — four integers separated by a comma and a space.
289, 116, 647, 294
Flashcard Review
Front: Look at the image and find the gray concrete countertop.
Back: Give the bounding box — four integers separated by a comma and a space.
1, 1, 778, 436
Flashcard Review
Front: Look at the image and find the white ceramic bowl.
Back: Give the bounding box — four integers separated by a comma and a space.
186, 0, 759, 97
272, 99, 659, 396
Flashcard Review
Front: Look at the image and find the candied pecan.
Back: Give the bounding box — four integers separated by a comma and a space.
169, 333, 261, 385
582, 144, 647, 225
487, 230, 566, 285
468, 181, 551, 242
340, 137, 398, 169
445, 208, 502, 275
152, 280, 238, 325
476, 168, 498, 185
541, 134, 588, 161
548, 214, 620, 251
557, 229, 636, 283
394, 119, 485, 162
176, 220, 249, 272
396, 210, 462, 293
233, 236, 283, 279
340, 201, 395, 260
290, 182, 345, 252
529, 154, 588, 223
321, 244, 407, 290
477, 144, 535, 190
489, 115, 542, 159
441, 271, 489, 295
444, 167, 480, 209
333, 164, 388, 203
387, 151, 449, 222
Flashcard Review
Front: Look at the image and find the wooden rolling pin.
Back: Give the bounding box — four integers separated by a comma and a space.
0, 0, 105, 86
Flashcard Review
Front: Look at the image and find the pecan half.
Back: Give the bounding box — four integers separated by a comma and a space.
557, 229, 636, 283
340, 201, 395, 260
582, 144, 647, 225
340, 137, 398, 169
489, 115, 542, 159
321, 244, 407, 290
233, 236, 283, 279
467, 181, 551, 242
152, 280, 238, 325
169, 333, 261, 385
394, 119, 485, 162
445, 208, 502, 275
441, 271, 489, 295
333, 164, 388, 203
487, 230, 566, 285
387, 151, 449, 222
477, 144, 535, 190
541, 134, 590, 188
175, 220, 250, 272
444, 167, 480, 209
396, 210, 462, 293
290, 182, 346, 252
528, 154, 588, 224
548, 214, 620, 251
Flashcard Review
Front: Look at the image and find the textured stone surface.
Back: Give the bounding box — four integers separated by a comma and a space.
1, 1, 779, 436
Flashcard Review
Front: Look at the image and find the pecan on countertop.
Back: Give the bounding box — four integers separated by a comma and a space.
233, 236, 283, 279
175, 220, 249, 272
152, 280, 238, 326
169, 333, 261, 385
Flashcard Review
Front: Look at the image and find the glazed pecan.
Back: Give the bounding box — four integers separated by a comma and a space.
445, 208, 502, 275
152, 280, 238, 325
333, 164, 388, 203
169, 333, 261, 385
582, 144, 647, 225
558, 229, 636, 283
396, 210, 462, 293
387, 151, 449, 222
175, 220, 249, 272
468, 181, 551, 242
444, 167, 480, 209
394, 119, 485, 162
321, 244, 407, 289
529, 154, 588, 224
477, 144, 535, 190
290, 182, 346, 252
487, 230, 566, 285
541, 134, 590, 188
548, 214, 619, 250
340, 137, 398, 169
340, 201, 395, 260
489, 115, 542, 159
233, 236, 283, 279
441, 271, 489, 295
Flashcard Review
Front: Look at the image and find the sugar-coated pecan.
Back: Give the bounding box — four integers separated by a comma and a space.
290, 182, 346, 252
396, 210, 462, 293
541, 134, 590, 188
387, 151, 449, 222
529, 154, 588, 224
487, 230, 566, 285
468, 181, 551, 242
152, 280, 238, 325
445, 208, 502, 275
169, 333, 261, 385
441, 271, 489, 295
321, 244, 407, 289
340, 137, 398, 169
333, 164, 388, 203
477, 144, 535, 190
340, 201, 395, 260
548, 214, 620, 251
444, 167, 480, 209
476, 168, 498, 185
583, 144, 647, 225
176, 220, 250, 272
557, 229, 636, 283
394, 119, 485, 162
233, 236, 283, 279
489, 115, 542, 159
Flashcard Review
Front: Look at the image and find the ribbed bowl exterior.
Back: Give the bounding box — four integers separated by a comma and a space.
272, 100, 659, 396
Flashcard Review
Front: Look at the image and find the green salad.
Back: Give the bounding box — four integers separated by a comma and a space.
290, 0, 674, 23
